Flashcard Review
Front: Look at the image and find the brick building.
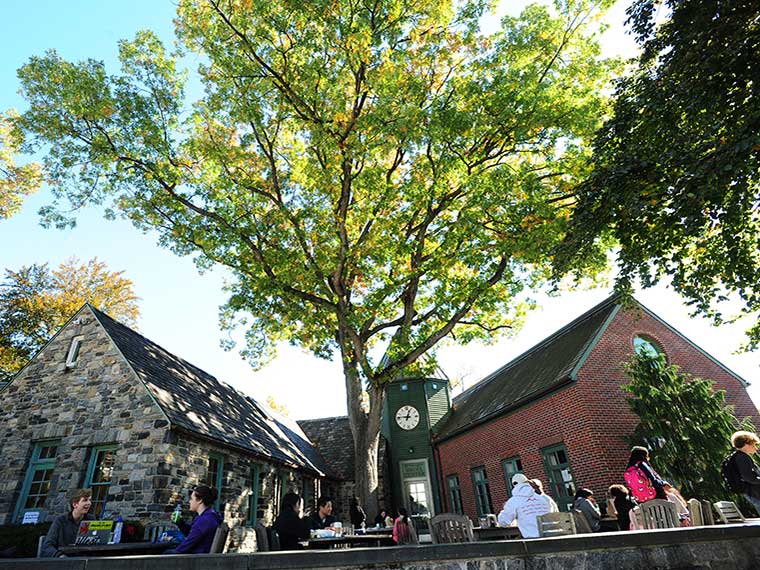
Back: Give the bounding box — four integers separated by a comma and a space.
0, 304, 340, 552
433, 297, 760, 520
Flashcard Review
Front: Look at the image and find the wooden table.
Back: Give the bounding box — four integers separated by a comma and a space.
59, 542, 174, 557
304, 534, 396, 549
473, 526, 521, 541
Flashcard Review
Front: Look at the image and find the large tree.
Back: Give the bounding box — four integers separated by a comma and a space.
623, 351, 755, 502
0, 257, 140, 379
12, 0, 613, 509
555, 0, 760, 346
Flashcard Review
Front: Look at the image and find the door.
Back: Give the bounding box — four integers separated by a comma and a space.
542, 443, 576, 512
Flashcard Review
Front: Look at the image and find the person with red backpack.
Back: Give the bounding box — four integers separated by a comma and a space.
727, 431, 760, 513
624, 446, 671, 504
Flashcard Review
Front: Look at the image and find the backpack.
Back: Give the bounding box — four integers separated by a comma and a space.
721, 451, 744, 494
624, 463, 657, 503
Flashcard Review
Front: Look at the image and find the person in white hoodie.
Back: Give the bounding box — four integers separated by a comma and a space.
497, 473, 553, 538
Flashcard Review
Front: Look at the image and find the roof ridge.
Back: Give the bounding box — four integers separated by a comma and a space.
297, 415, 350, 423
454, 293, 621, 404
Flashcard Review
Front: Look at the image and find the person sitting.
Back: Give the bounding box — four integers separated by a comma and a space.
529, 479, 558, 512
625, 446, 671, 503
392, 507, 418, 545
273, 492, 310, 550
41, 489, 93, 557
373, 508, 389, 527
349, 497, 366, 529
497, 473, 552, 538
608, 484, 637, 531
307, 496, 337, 530
573, 488, 601, 532
165, 485, 223, 554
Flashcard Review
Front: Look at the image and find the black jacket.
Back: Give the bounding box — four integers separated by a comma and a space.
735, 451, 760, 498
273, 509, 310, 551
307, 512, 337, 530
613, 496, 637, 531
41, 513, 92, 557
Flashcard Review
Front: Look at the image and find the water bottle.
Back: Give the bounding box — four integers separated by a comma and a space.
112, 516, 123, 544
172, 502, 183, 524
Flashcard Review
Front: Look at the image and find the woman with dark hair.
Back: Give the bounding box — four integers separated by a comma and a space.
624, 446, 670, 503
573, 488, 601, 532
166, 485, 223, 554
273, 492, 310, 550
349, 497, 366, 529
608, 484, 637, 531
392, 507, 418, 545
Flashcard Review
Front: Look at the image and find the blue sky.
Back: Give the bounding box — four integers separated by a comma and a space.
1, 1, 758, 419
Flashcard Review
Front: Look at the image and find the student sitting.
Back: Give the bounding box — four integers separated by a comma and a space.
165, 485, 223, 554
41, 489, 93, 557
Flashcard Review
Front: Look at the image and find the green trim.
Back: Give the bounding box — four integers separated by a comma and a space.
13, 440, 60, 523
470, 466, 493, 516
208, 453, 224, 510
446, 474, 463, 515
247, 465, 260, 526
85, 444, 118, 519
540, 442, 575, 512
569, 304, 620, 381
500, 456, 523, 499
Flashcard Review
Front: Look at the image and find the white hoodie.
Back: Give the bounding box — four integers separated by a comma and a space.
497, 482, 553, 538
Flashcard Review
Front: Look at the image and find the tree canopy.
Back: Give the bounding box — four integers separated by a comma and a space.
0, 257, 140, 380
10, 0, 614, 506
0, 111, 43, 219
556, 0, 760, 347
623, 351, 755, 501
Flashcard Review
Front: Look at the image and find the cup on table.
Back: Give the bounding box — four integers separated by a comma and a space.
332, 522, 342, 537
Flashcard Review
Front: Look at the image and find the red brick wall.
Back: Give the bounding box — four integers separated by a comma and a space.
435, 305, 760, 520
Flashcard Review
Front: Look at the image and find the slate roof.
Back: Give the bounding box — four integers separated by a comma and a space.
297, 416, 355, 481
89, 305, 335, 478
435, 296, 620, 441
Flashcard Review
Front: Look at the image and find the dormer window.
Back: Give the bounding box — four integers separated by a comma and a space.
65, 336, 84, 368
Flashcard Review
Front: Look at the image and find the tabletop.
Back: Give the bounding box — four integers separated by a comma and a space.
59, 541, 174, 557
472, 526, 521, 540
304, 533, 396, 549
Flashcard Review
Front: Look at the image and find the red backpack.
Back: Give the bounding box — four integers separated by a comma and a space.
624, 463, 657, 503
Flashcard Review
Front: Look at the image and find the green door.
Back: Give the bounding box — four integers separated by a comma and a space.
541, 444, 576, 512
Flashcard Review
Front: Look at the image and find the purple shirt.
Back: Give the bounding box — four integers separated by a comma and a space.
169, 508, 223, 554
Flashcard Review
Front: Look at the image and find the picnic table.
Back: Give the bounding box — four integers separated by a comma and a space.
472, 526, 521, 541
59, 541, 173, 557
303, 533, 396, 549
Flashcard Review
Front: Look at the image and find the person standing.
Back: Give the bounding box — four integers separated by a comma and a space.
497, 473, 552, 538
41, 489, 93, 557
165, 485, 223, 554
349, 497, 366, 529
273, 492, 310, 550
729, 431, 760, 513
392, 507, 418, 545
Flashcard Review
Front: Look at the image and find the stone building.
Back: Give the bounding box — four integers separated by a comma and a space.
0, 304, 338, 552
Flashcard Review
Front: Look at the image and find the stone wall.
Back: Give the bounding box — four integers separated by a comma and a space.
3, 525, 759, 570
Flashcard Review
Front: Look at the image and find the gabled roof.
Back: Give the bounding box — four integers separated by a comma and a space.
298, 416, 355, 481
435, 296, 620, 441
88, 305, 334, 478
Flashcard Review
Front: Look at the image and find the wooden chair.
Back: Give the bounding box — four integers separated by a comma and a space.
144, 521, 180, 542
268, 527, 281, 551
430, 513, 475, 544
572, 510, 592, 534
639, 499, 679, 529
687, 498, 704, 526
254, 521, 269, 552
37, 535, 46, 558
629, 507, 643, 530
701, 499, 715, 525
713, 501, 745, 524
210, 522, 229, 553
537, 512, 576, 538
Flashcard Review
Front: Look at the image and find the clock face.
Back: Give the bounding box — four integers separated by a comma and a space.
395, 405, 420, 430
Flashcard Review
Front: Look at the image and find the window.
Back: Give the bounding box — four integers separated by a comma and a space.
471, 467, 493, 516
14, 440, 60, 522
302, 477, 315, 514
206, 453, 224, 510
65, 336, 84, 368
633, 335, 663, 358
501, 456, 523, 498
85, 445, 117, 519
541, 443, 576, 512
447, 475, 463, 514
247, 465, 260, 526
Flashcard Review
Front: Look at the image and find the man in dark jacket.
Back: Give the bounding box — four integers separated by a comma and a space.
166, 485, 223, 554
41, 489, 93, 557
273, 492, 310, 550
731, 431, 760, 512
306, 496, 337, 530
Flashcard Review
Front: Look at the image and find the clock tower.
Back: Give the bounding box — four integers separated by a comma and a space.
382, 377, 451, 520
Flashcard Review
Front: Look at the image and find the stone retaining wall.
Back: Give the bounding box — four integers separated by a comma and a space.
2, 525, 759, 570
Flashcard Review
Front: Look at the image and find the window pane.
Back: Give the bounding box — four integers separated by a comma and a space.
91, 450, 116, 484
207, 457, 220, 487
39, 445, 58, 460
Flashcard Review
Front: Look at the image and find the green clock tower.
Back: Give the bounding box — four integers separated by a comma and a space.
382, 377, 451, 519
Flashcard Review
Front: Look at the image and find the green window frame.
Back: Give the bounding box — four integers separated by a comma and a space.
85, 445, 118, 519
501, 456, 524, 498
471, 466, 493, 516
14, 440, 60, 522
447, 475, 463, 515
206, 453, 224, 510
541, 443, 576, 512
247, 465, 260, 526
